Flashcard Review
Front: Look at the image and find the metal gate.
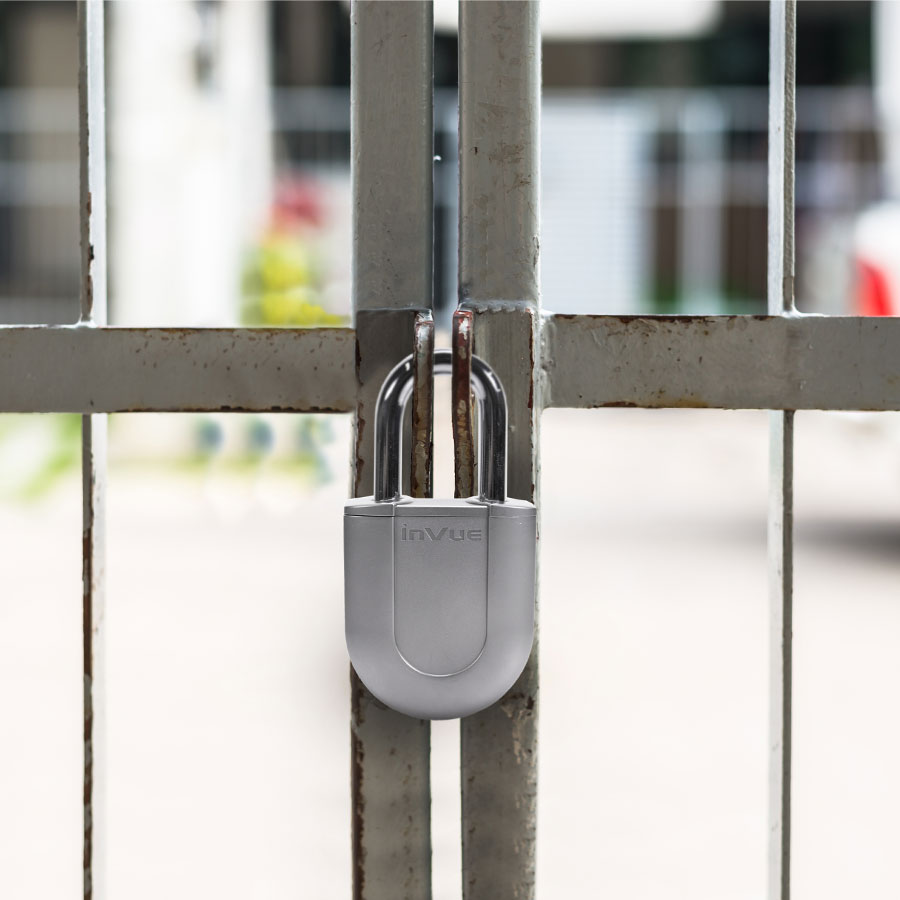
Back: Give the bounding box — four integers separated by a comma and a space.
1, 1, 898, 898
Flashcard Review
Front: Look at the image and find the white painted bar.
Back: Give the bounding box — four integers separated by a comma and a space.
3, 315, 900, 414
78, 3, 107, 898
0, 326, 356, 413
767, 3, 796, 899
541, 314, 900, 411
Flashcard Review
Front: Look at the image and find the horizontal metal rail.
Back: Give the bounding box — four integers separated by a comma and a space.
0, 326, 356, 413
542, 314, 900, 411
2, 314, 900, 414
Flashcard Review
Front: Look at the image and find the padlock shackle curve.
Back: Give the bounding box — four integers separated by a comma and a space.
373, 348, 507, 503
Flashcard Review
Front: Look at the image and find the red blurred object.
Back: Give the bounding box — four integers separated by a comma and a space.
855, 258, 894, 317
271, 176, 326, 232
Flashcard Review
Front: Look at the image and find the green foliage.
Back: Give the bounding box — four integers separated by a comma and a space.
241, 234, 346, 327
0, 414, 80, 501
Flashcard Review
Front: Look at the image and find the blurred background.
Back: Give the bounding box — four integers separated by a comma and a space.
3, 0, 900, 328
1, 2, 900, 899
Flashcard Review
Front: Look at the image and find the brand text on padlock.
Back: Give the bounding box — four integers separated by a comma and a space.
399, 525, 483, 542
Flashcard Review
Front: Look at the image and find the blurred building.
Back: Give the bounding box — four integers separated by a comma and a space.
0, 0, 885, 326
109, 1, 273, 326
274, 0, 880, 317
0, 1, 78, 324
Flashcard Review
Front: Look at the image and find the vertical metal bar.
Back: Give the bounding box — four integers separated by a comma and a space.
78, 2, 107, 899
353, 0, 433, 311
458, 2, 540, 306
411, 313, 435, 499
350, 3, 434, 898
458, 3, 540, 898
451, 308, 475, 499
768, 3, 796, 899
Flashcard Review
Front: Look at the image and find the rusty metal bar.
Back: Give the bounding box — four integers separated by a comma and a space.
451, 309, 475, 499
768, 3, 796, 899
411, 313, 435, 499
0, 326, 356, 413
350, 2, 434, 898
458, 3, 541, 898
78, 2, 106, 898
541, 314, 900, 411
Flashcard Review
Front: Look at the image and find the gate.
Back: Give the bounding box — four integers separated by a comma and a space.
1, 1, 898, 898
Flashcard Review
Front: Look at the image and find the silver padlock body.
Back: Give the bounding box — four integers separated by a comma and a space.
344, 496, 536, 719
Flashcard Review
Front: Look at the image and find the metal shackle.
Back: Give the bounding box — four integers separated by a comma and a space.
373, 348, 507, 503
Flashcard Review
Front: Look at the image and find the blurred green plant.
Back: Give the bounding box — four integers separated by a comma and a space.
0, 414, 80, 501
237, 179, 346, 484
241, 234, 346, 327
293, 415, 335, 485
0, 182, 347, 503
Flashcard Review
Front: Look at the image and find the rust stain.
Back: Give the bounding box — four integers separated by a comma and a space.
526, 317, 535, 411
453, 309, 476, 498
82, 510, 96, 899
499, 691, 538, 766
354, 334, 365, 496
351, 672, 367, 900
598, 395, 710, 409
410, 314, 434, 499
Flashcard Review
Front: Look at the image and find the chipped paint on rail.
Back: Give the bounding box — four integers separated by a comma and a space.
542, 314, 900, 411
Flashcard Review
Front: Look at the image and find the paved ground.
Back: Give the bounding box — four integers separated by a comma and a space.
1, 409, 899, 898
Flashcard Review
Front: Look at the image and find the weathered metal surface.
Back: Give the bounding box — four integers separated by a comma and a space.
0, 326, 356, 413
78, 3, 106, 899
350, 670, 431, 900
81, 412, 105, 900
467, 307, 538, 509
452, 308, 476, 499
768, 4, 796, 899
352, 0, 433, 310
458, 2, 540, 307
461, 304, 539, 900
541, 314, 900, 411
769, 2, 796, 320
458, 4, 541, 897
352, 309, 433, 900
411, 313, 434, 499
350, 3, 434, 897
4, 315, 900, 415
79, 4, 106, 327
768, 409, 793, 900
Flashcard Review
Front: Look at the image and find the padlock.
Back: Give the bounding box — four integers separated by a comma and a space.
344, 348, 536, 719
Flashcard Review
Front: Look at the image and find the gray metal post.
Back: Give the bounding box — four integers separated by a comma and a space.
350, 3, 435, 899
458, 3, 541, 898
767, 3, 796, 899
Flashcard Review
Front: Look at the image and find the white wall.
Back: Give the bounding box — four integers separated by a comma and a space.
110, 1, 273, 326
